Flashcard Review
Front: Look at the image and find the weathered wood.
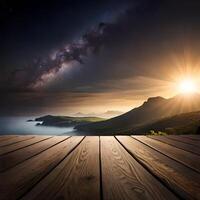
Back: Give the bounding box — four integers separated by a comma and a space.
0, 136, 70, 172
166, 135, 200, 146
0, 136, 52, 156
117, 136, 200, 200
0, 135, 35, 147
1, 135, 200, 200
148, 135, 200, 156
133, 136, 200, 173
0, 136, 84, 200
101, 136, 177, 200
22, 137, 100, 200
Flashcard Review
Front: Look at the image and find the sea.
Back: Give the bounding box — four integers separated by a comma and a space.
0, 117, 77, 135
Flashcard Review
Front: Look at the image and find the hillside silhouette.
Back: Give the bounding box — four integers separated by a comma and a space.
76, 93, 200, 134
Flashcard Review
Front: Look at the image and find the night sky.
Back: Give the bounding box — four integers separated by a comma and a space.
1, 0, 200, 116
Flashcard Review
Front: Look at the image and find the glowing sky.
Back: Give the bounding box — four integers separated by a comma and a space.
0, 0, 200, 116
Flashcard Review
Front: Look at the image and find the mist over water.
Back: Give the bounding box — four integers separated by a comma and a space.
0, 117, 76, 135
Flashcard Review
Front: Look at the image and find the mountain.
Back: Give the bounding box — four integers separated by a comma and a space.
73, 110, 124, 118
34, 115, 105, 127
100, 110, 124, 118
73, 112, 97, 117
76, 93, 200, 134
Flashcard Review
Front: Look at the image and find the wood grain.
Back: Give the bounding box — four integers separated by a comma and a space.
117, 136, 200, 200
148, 135, 200, 156
133, 136, 200, 173
22, 137, 100, 200
0, 136, 84, 200
166, 135, 200, 146
1, 135, 200, 200
0, 136, 52, 156
101, 136, 177, 200
0, 135, 35, 147
0, 136, 69, 172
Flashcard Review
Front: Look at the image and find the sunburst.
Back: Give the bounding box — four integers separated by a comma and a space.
179, 79, 197, 94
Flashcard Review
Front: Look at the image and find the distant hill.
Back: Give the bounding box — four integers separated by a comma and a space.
34, 115, 105, 127
101, 110, 124, 118
73, 112, 97, 117
73, 110, 124, 118
76, 93, 200, 134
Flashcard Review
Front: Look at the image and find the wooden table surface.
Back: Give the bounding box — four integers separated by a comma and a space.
0, 135, 200, 200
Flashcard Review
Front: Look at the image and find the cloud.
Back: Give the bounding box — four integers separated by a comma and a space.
2, 0, 200, 115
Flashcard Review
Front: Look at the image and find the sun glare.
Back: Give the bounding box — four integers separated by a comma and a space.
179, 79, 197, 94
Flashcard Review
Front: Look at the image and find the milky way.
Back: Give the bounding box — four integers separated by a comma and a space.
10, 16, 124, 91
2, 0, 200, 117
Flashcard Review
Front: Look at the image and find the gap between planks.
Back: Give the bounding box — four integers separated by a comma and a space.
132, 136, 200, 174
147, 135, 200, 156
117, 136, 200, 200
0, 136, 85, 200
0, 136, 54, 156
0, 136, 72, 172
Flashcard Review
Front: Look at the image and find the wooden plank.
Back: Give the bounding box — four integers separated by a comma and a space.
0, 136, 53, 156
22, 137, 100, 200
166, 135, 200, 146
182, 135, 200, 141
101, 136, 177, 200
0, 136, 84, 200
0, 135, 35, 147
0, 135, 18, 142
117, 136, 200, 200
148, 136, 200, 156
133, 136, 200, 173
0, 136, 70, 172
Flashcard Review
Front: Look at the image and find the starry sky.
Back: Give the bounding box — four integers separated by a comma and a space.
1, 0, 200, 116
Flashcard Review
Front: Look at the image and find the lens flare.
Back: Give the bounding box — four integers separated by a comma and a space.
179, 79, 197, 94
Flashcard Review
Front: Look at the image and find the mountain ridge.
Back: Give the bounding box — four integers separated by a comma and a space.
76, 93, 200, 134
